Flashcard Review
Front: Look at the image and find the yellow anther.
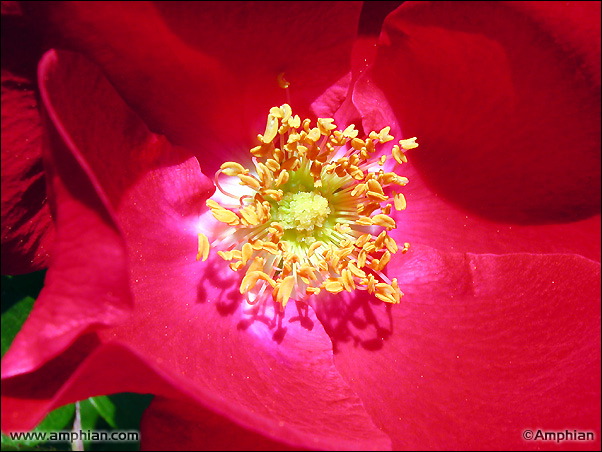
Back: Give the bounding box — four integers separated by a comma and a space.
355, 233, 371, 248
230, 261, 245, 271
250, 239, 265, 251
356, 216, 374, 226
276, 275, 296, 306
196, 233, 210, 261
306, 286, 321, 295
250, 144, 270, 158
263, 189, 283, 201
378, 126, 394, 143
248, 256, 265, 273
374, 282, 401, 304
378, 251, 391, 269
341, 269, 355, 292
335, 223, 352, 234
262, 114, 279, 143
280, 157, 299, 171
351, 184, 368, 197
268, 222, 284, 235
308, 241, 325, 257
275, 170, 289, 187
391, 145, 407, 164
367, 191, 389, 202
240, 205, 259, 226
277, 72, 290, 89
262, 242, 279, 254
211, 207, 240, 226
241, 270, 276, 293
347, 262, 366, 278
342, 124, 359, 139
281, 104, 292, 122
266, 159, 280, 172
323, 279, 344, 294
372, 214, 396, 230
350, 138, 365, 151
400, 137, 419, 150
357, 202, 380, 216
367, 179, 384, 195
357, 250, 368, 268
393, 193, 407, 211
307, 127, 321, 142
317, 118, 337, 135
238, 174, 262, 190
241, 242, 254, 265
255, 162, 272, 187
270, 106, 284, 118
402, 242, 411, 253
378, 155, 387, 166
288, 114, 301, 129
375, 291, 397, 304
217, 250, 234, 261
220, 161, 248, 176
374, 230, 387, 248
206, 199, 221, 210
298, 265, 317, 282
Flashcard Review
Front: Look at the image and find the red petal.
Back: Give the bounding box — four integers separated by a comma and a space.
27, 1, 362, 173
351, 71, 601, 261
315, 246, 601, 450
372, 1, 601, 223
1, 12, 53, 273
393, 165, 601, 261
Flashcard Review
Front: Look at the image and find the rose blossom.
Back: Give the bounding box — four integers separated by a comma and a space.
2, 2, 600, 450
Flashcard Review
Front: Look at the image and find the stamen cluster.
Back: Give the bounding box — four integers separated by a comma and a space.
197, 104, 417, 307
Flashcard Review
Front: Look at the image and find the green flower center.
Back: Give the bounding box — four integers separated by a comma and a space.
273, 191, 331, 232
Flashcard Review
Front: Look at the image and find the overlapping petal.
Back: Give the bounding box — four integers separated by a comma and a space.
370, 1, 601, 224
315, 245, 601, 450
27, 1, 362, 170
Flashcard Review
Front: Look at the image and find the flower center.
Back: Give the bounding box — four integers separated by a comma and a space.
197, 104, 417, 308
273, 191, 331, 233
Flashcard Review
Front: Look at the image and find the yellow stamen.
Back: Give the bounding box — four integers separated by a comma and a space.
277, 72, 290, 89
394, 193, 407, 211
196, 233, 210, 261
400, 137, 419, 150
200, 103, 412, 308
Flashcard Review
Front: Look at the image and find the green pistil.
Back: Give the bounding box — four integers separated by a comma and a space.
273, 192, 331, 232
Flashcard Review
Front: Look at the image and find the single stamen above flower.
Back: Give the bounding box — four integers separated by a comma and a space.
198, 104, 417, 308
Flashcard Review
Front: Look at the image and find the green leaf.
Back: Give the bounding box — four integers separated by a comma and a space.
79, 396, 117, 429
1, 272, 46, 313
1, 296, 34, 357
1, 271, 46, 357
74, 394, 152, 451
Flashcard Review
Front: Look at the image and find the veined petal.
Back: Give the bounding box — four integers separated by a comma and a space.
315, 245, 601, 450
25, 2, 363, 175
371, 1, 600, 223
